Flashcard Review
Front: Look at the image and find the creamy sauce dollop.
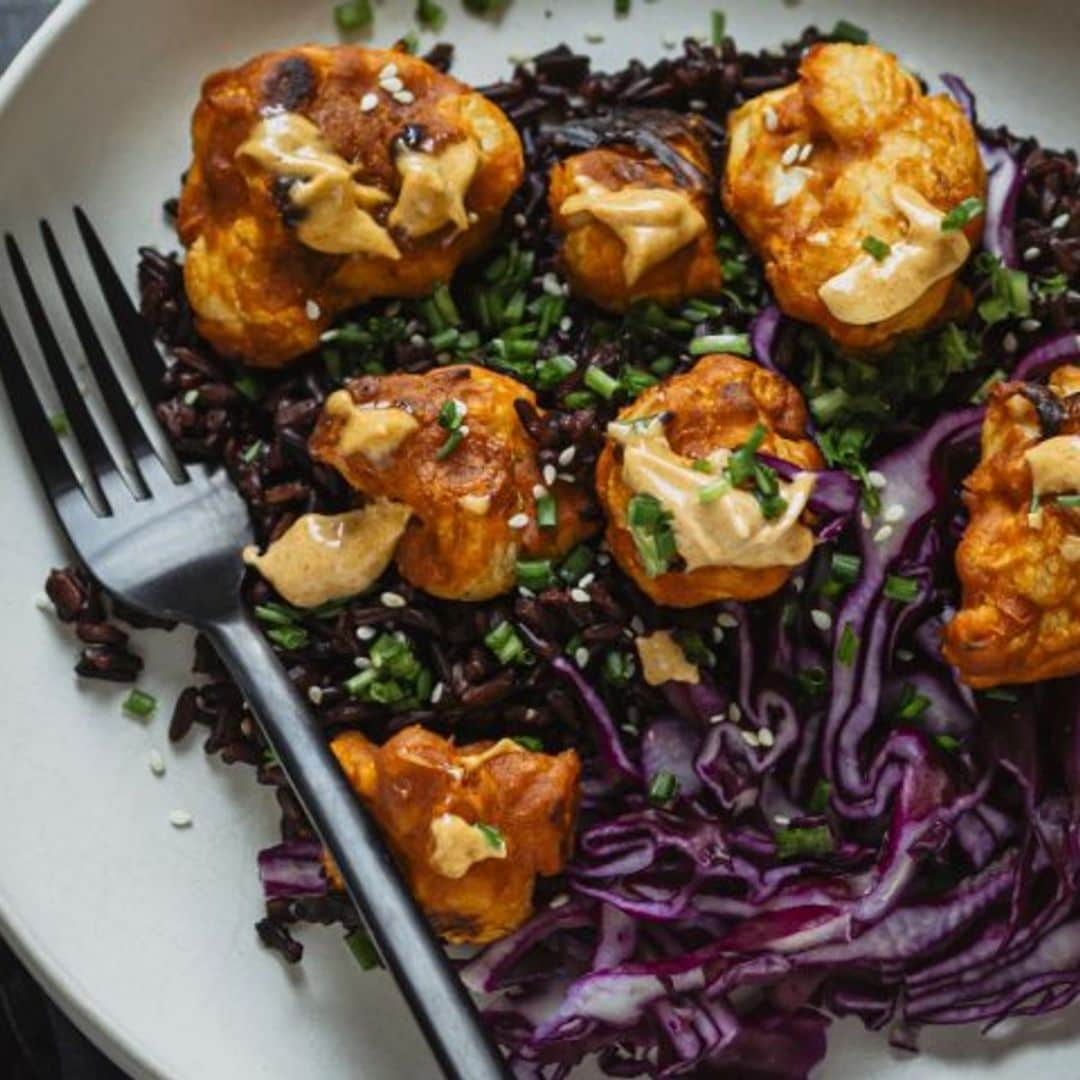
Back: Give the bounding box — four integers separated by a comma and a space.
818, 185, 971, 325
1025, 435, 1080, 498
324, 390, 419, 463
560, 176, 706, 285
238, 112, 400, 259
429, 813, 507, 879
389, 138, 481, 238
242, 501, 412, 608
636, 630, 700, 686
610, 418, 816, 570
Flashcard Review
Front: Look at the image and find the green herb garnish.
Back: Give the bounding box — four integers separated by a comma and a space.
837, 623, 859, 667
122, 689, 157, 719
49, 412, 68, 436
941, 197, 985, 232
536, 490, 557, 529
513, 735, 544, 752
627, 493, 678, 577
484, 621, 532, 667
1056, 494, 1080, 508
267, 625, 310, 651
416, 0, 446, 30
344, 632, 432, 709
476, 823, 505, 850
775, 823, 835, 859
830, 553, 862, 585
861, 235, 891, 261
536, 354, 576, 389
345, 928, 381, 970
584, 366, 619, 400
689, 332, 752, 357
648, 770, 679, 806
884, 575, 920, 603
711, 9, 726, 45
516, 558, 554, 591
435, 427, 465, 460
828, 18, 869, 44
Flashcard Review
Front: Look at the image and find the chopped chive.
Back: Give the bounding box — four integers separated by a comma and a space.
438, 398, 466, 431
627, 493, 677, 577
563, 390, 597, 410
536, 491, 557, 529
689, 332, 751, 357
698, 477, 732, 504
650, 355, 676, 376
122, 688, 157, 719
884, 575, 920, 603
984, 688, 1020, 703
584, 366, 619, 400
429, 327, 460, 351
941, 197, 985, 233
334, 0, 374, 31
615, 0, 631, 12
513, 735, 544, 752
861, 235, 891, 261
476, 823, 505, 850
345, 928, 381, 971
255, 602, 300, 627
558, 545, 595, 584
536, 354, 576, 389
49, 412, 69, 436
516, 558, 554, 590
602, 649, 633, 687
711, 9, 726, 45
837, 623, 859, 666
830, 553, 862, 584
1056, 494, 1080, 508
400, 29, 420, 53
484, 621, 531, 666
233, 373, 262, 401
828, 18, 869, 44
775, 823, 835, 859
267, 625, 310, 650
934, 733, 962, 752
895, 684, 931, 720
240, 440, 264, 463
436, 428, 465, 460
618, 366, 659, 398
416, 0, 447, 31
648, 770, 679, 806
691, 458, 713, 473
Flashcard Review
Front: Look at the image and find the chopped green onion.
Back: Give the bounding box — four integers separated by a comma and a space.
429, 327, 460, 351
650, 355, 676, 376
689, 332, 751, 357
255, 602, 300, 627
602, 650, 634, 687
884, 575, 920, 603
1030, 490, 1041, 515
437, 398, 466, 431
240, 440, 263, 463
837, 623, 859, 667
558, 544, 595, 584
726, 423, 767, 487
627, 493, 678, 577
49, 412, 68, 436
984, 688, 1020, 703
895, 684, 931, 720
934, 733, 962, 753
828, 18, 869, 44
614, 0, 631, 13
345, 928, 381, 970
618, 366, 659, 398
1056, 494, 1080, 508
941, 197, 985, 233
484, 621, 531, 666
334, 0, 374, 31
513, 735, 544, 752
536, 354, 576, 389
691, 458, 713, 474
711, 9, 726, 45
122, 689, 157, 719
476, 823, 505, 850
584, 366, 619, 400
648, 770, 679, 807
698, 477, 732, 504
830, 553, 862, 584
536, 490, 557, 529
861, 235, 891, 261
516, 558, 554, 590
415, 0, 446, 31
267, 625, 310, 650
774, 823, 835, 860
563, 390, 597, 410
808, 778, 831, 813
233, 373, 262, 401
436, 427, 465, 460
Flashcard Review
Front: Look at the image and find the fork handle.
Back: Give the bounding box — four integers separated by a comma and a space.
206, 610, 511, 1080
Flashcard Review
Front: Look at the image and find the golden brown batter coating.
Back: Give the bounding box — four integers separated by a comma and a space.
595, 354, 823, 606
178, 45, 523, 367
723, 43, 985, 350
943, 367, 1080, 687
309, 365, 597, 601
548, 111, 724, 312
328, 726, 580, 944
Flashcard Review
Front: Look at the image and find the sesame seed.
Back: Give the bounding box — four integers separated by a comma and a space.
557, 446, 576, 467
712, 626, 725, 644
557, 472, 575, 484
757, 727, 775, 748
1020, 318, 1042, 333
522, 60, 537, 78
797, 142, 813, 163
549, 893, 570, 908
354, 656, 372, 669
543, 464, 557, 486
304, 299, 321, 320
394, 90, 416, 105
570, 588, 591, 604
578, 572, 596, 588
532, 483, 548, 500
148, 749, 166, 777
774, 814, 791, 826
307, 686, 324, 705
867, 470, 887, 489
508, 513, 529, 529
169, 810, 193, 829
409, 333, 426, 347
380, 591, 406, 608
728, 702, 742, 723
355, 625, 376, 641
716, 612, 739, 628
1003, 332, 1019, 354
360, 92, 378, 112
810, 609, 833, 632
431, 682, 445, 704
780, 143, 800, 167
740, 729, 760, 748
1022, 245, 1041, 262
33, 592, 51, 613
896, 648, 915, 662
1052, 212, 1071, 230
873, 524, 895, 544
708, 713, 725, 725
688, 98, 707, 112
792, 575, 805, 593
458, 424, 470, 438
513, 213, 527, 228
518, 586, 535, 599
574, 646, 590, 667
381, 76, 405, 94
630, 616, 646, 634
763, 106, 779, 132
883, 503, 906, 524
860, 510, 872, 530
541, 272, 563, 297
379, 63, 398, 79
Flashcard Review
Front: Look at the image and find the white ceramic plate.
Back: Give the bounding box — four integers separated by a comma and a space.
1, 1, 1078, 1077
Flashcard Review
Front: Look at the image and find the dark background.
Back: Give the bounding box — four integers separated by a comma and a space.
2, 4, 129, 1077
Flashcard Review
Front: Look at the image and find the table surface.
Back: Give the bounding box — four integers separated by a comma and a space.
0, 14, 126, 1080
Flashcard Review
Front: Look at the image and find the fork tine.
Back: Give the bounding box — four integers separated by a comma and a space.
5, 233, 116, 511
73, 207, 166, 402
0, 300, 85, 510
39, 220, 155, 500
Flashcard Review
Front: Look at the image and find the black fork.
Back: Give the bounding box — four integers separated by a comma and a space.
0, 210, 510, 1080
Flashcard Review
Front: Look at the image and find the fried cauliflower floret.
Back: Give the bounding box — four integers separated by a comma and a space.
548, 110, 725, 312
328, 726, 580, 944
723, 43, 986, 350
178, 45, 523, 368
943, 366, 1080, 687
309, 364, 598, 601
595, 354, 823, 607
